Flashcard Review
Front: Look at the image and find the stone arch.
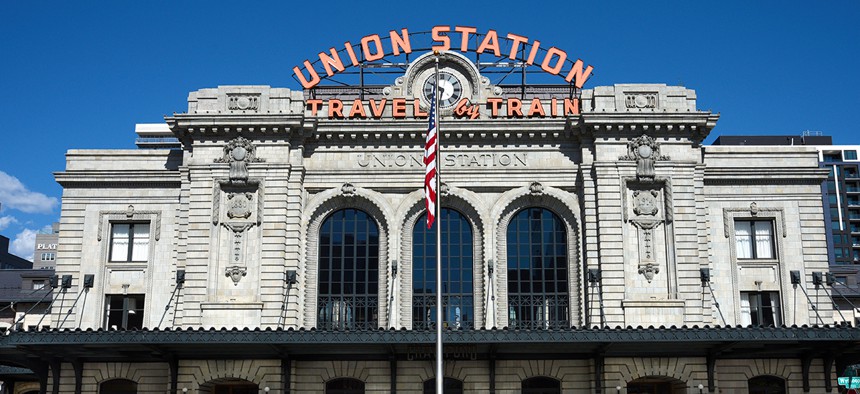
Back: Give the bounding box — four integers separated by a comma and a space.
198, 377, 258, 394
744, 360, 791, 381
98, 378, 138, 394
626, 376, 687, 394
398, 186, 487, 328
303, 186, 393, 328
13, 382, 40, 394
615, 358, 697, 389
492, 184, 582, 327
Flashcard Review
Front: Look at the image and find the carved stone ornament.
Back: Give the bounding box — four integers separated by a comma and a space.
215, 137, 264, 185
225, 266, 247, 286
439, 182, 451, 196
341, 183, 356, 196
619, 135, 669, 180
750, 201, 759, 216
633, 190, 660, 216
226, 192, 253, 219
638, 263, 660, 283
529, 181, 545, 195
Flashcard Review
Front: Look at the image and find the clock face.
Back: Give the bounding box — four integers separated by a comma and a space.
423, 71, 463, 109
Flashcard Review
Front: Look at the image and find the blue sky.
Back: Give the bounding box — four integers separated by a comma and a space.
1, 1, 858, 260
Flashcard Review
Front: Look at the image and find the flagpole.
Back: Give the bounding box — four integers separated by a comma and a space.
433, 52, 444, 394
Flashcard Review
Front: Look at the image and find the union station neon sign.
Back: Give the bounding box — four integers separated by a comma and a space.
293, 26, 594, 119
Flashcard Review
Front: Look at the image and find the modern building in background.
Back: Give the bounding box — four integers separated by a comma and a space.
32, 223, 59, 270
714, 134, 860, 325
1, 28, 859, 393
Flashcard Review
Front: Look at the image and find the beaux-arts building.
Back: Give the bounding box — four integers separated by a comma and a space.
1, 27, 859, 394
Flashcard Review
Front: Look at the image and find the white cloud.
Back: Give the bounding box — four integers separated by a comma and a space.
10, 225, 50, 262
0, 171, 58, 214
0, 216, 17, 231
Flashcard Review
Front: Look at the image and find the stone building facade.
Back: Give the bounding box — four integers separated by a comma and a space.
0, 51, 857, 394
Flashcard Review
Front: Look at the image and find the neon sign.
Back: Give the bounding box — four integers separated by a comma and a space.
292, 25, 594, 89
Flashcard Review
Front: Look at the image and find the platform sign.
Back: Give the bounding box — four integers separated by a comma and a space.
839, 377, 860, 388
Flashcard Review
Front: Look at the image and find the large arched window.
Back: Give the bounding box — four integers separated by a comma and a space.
99, 379, 137, 394
413, 208, 474, 330
423, 377, 464, 394
326, 378, 365, 394
748, 375, 786, 394
506, 208, 569, 329
318, 209, 380, 330
522, 376, 561, 394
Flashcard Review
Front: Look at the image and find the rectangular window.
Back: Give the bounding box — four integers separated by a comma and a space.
32, 280, 45, 290
735, 220, 775, 259
40, 252, 55, 261
104, 294, 145, 330
846, 150, 858, 160
740, 291, 781, 326
109, 223, 150, 262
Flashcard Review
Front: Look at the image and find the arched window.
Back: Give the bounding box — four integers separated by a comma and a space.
326, 378, 365, 394
318, 209, 380, 330
506, 208, 569, 329
748, 375, 786, 394
522, 376, 561, 394
423, 377, 464, 394
413, 209, 474, 330
99, 379, 137, 394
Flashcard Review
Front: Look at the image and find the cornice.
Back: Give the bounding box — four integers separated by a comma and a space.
54, 171, 181, 188
703, 167, 829, 185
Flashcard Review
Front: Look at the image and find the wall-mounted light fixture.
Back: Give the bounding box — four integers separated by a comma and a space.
700, 268, 710, 284
83, 274, 94, 288
61, 275, 72, 289
790, 270, 801, 285
812, 272, 823, 287
587, 268, 601, 284
176, 269, 186, 286
286, 270, 298, 285
826, 272, 836, 287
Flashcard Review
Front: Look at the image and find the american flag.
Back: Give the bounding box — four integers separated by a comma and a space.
424, 83, 438, 229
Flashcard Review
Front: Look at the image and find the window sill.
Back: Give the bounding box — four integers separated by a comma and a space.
105, 262, 148, 271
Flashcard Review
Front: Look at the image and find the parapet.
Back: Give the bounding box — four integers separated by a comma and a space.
585, 84, 698, 113
186, 86, 305, 115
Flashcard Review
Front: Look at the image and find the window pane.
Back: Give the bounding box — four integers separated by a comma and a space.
131, 224, 150, 261
110, 224, 130, 261
413, 209, 474, 330
506, 208, 569, 329
734, 221, 752, 259
754, 222, 774, 259
846, 150, 858, 160
317, 209, 379, 330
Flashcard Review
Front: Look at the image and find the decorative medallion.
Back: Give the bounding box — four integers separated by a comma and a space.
225, 266, 247, 286
215, 137, 264, 185
619, 135, 669, 180
529, 181, 545, 195
439, 182, 450, 196
341, 183, 356, 196
633, 190, 660, 216
226, 192, 253, 220
638, 263, 660, 283
750, 202, 759, 216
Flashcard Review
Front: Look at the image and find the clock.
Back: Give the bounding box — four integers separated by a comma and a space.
423, 71, 463, 109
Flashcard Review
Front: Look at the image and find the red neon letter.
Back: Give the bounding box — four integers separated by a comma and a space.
476, 29, 501, 57
564, 59, 594, 89
390, 28, 412, 56
454, 26, 477, 52
369, 99, 387, 118
307, 99, 323, 116
564, 98, 580, 115
541, 47, 567, 76
506, 33, 528, 60
361, 34, 384, 61
349, 99, 367, 118
319, 48, 345, 77
528, 98, 546, 117
392, 99, 407, 118
293, 60, 321, 89
507, 98, 523, 117
431, 26, 451, 51
328, 99, 344, 118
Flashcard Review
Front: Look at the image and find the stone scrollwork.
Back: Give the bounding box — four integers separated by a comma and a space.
619, 134, 669, 180
225, 265, 247, 286
633, 190, 660, 216
341, 183, 357, 196
215, 137, 265, 185
638, 263, 660, 283
226, 192, 254, 219
529, 181, 544, 195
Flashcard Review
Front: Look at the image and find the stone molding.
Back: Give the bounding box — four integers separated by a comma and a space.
302, 186, 392, 329
97, 205, 162, 242
398, 186, 487, 328
491, 184, 582, 327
